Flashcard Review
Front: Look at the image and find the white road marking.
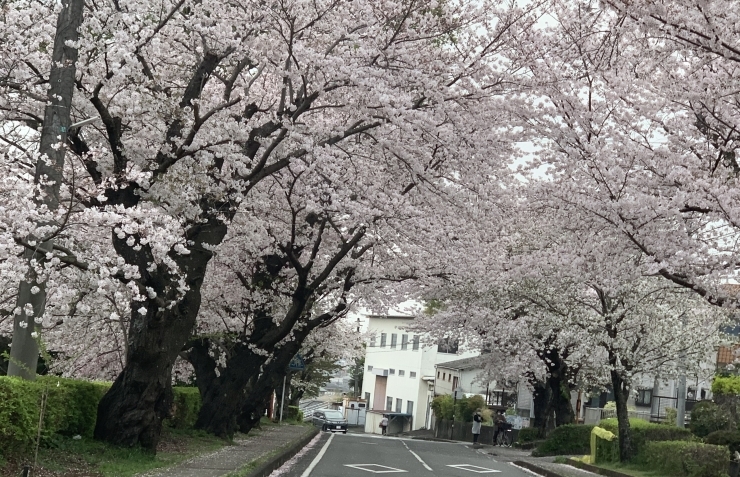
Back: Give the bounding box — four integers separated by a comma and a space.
401, 441, 433, 471
361, 441, 379, 445
344, 464, 408, 473
447, 464, 502, 473
300, 432, 334, 477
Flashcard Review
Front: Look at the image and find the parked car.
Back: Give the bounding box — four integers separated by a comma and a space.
312, 409, 348, 433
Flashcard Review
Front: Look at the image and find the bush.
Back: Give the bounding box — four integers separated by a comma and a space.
431, 394, 487, 422
640, 441, 730, 477
691, 401, 731, 437
0, 376, 109, 455
517, 427, 542, 443
533, 425, 594, 456
170, 387, 202, 429
705, 430, 740, 455
713, 376, 740, 396
431, 395, 454, 421
598, 417, 694, 461
0, 376, 202, 457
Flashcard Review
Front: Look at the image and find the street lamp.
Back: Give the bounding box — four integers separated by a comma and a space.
451, 386, 464, 440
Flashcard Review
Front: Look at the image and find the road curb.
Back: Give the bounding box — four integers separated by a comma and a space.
244, 427, 320, 477
512, 461, 563, 477
566, 459, 632, 477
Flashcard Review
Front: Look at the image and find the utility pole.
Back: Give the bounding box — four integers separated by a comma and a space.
7, 0, 85, 379
676, 313, 688, 427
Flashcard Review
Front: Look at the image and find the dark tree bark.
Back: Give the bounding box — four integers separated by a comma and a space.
94, 218, 228, 449
531, 379, 552, 438
611, 369, 633, 462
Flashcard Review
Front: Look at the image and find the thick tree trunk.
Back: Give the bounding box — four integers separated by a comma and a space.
7, 0, 84, 380
192, 344, 266, 438
531, 379, 551, 438
95, 220, 227, 450
549, 368, 575, 426
611, 370, 633, 462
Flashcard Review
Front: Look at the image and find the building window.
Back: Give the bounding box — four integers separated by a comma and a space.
369, 335, 376, 347
380, 333, 387, 347
448, 373, 452, 382
391, 333, 397, 348
437, 337, 459, 354
410, 371, 417, 378
443, 372, 446, 380
413, 335, 420, 351
407, 400, 414, 415
396, 398, 402, 413
399, 370, 405, 377
367, 365, 373, 371
389, 368, 395, 375
635, 389, 652, 406
401, 334, 408, 350
386, 396, 393, 411
437, 371, 440, 378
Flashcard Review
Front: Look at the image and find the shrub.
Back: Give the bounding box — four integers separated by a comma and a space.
691, 401, 731, 437
640, 441, 730, 477
598, 417, 694, 461
431, 395, 454, 421
533, 425, 594, 456
713, 376, 740, 396
705, 430, 740, 455
517, 427, 542, 443
170, 387, 202, 429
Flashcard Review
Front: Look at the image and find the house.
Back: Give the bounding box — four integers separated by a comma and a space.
433, 356, 516, 407
360, 313, 478, 432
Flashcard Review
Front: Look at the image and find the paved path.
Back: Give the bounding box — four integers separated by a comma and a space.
137, 424, 314, 477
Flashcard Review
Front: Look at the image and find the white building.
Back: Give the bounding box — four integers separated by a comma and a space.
361, 314, 478, 431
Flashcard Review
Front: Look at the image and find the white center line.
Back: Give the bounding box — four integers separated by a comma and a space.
401, 441, 433, 471
300, 432, 335, 477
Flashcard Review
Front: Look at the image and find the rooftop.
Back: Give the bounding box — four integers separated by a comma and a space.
435, 355, 485, 371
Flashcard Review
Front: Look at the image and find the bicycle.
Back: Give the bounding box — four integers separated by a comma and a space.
495, 422, 513, 447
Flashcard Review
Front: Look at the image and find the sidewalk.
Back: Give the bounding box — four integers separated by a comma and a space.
137, 424, 317, 477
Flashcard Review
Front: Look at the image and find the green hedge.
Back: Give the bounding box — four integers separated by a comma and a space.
0, 376, 109, 454
533, 425, 594, 456
169, 386, 202, 429
0, 376, 201, 456
597, 418, 694, 462
705, 430, 740, 455
517, 427, 541, 443
640, 441, 730, 477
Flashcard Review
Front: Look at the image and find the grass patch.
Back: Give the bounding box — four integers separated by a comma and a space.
1, 426, 230, 477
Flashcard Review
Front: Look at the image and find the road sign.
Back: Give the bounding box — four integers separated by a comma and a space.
288, 354, 305, 372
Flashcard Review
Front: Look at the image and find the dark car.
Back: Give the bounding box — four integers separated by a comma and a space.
312, 409, 348, 433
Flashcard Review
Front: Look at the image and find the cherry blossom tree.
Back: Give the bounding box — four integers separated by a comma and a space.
1, 0, 533, 449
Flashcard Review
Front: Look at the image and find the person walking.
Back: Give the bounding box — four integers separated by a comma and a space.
379, 415, 389, 435
472, 409, 483, 445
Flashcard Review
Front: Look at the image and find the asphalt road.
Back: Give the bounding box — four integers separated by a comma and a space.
278, 432, 536, 477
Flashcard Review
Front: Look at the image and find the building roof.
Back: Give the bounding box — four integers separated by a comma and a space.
366, 314, 415, 320
435, 355, 485, 371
